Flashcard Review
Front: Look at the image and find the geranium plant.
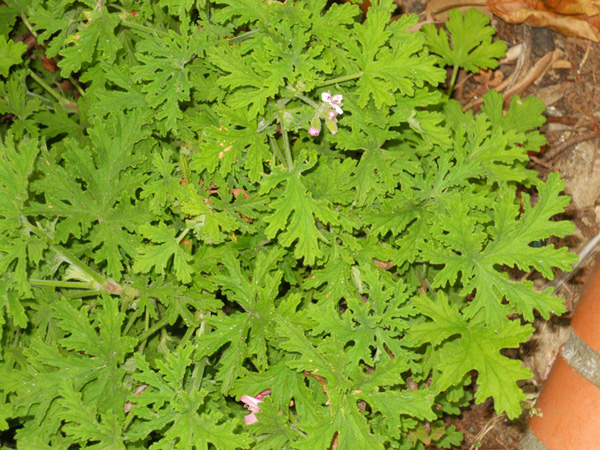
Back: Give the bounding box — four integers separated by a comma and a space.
0, 0, 576, 448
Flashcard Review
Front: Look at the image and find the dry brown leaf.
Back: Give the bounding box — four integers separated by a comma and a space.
474, 69, 505, 89
488, 0, 600, 42
552, 59, 573, 69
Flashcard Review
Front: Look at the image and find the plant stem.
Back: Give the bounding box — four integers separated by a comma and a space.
268, 135, 285, 167
28, 70, 75, 108
121, 20, 170, 37
178, 324, 197, 350
123, 411, 135, 433
136, 316, 170, 344
21, 13, 86, 99
190, 311, 211, 393
20, 13, 39, 40
226, 29, 258, 44
176, 227, 191, 244
68, 76, 86, 97
316, 71, 364, 88
23, 218, 107, 288
447, 64, 459, 97
294, 93, 319, 109
281, 128, 294, 172
29, 279, 92, 289
120, 289, 134, 313
123, 308, 144, 336
61, 290, 103, 299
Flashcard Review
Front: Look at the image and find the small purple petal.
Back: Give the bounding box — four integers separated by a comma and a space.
321, 92, 332, 102
328, 110, 337, 120
309, 127, 320, 136
331, 94, 343, 104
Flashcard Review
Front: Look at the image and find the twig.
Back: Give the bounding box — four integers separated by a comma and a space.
548, 229, 600, 294
469, 414, 508, 450
503, 49, 562, 100
542, 131, 600, 160
529, 155, 553, 170
463, 49, 562, 112
579, 41, 593, 72
505, 26, 531, 91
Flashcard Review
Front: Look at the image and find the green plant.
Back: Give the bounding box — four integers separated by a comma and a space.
0, 1, 576, 448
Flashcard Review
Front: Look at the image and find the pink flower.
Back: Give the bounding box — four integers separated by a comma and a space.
240, 389, 271, 425
309, 127, 320, 136
331, 104, 343, 115
328, 110, 337, 120
321, 91, 344, 115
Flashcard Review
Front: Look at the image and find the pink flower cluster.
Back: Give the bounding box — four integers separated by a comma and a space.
309, 91, 344, 137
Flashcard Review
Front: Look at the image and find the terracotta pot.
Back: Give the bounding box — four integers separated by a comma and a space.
522, 257, 600, 449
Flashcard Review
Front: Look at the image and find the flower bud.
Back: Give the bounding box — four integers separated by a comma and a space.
309, 116, 321, 136
325, 118, 338, 135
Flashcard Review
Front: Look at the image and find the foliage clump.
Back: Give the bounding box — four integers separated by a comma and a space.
0, 0, 575, 448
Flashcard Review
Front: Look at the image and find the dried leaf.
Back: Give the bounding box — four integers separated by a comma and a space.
488, 0, 600, 42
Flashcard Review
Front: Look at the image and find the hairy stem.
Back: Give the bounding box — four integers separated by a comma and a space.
20, 13, 39, 40
136, 315, 170, 345
176, 227, 191, 244
29, 279, 93, 289
268, 135, 286, 167
226, 29, 259, 44
121, 20, 170, 37
123, 308, 144, 336
316, 71, 364, 88
23, 218, 106, 288
28, 70, 76, 109
281, 128, 294, 172
60, 290, 102, 299
294, 92, 319, 109
447, 64, 459, 97
190, 311, 211, 393
23, 218, 140, 298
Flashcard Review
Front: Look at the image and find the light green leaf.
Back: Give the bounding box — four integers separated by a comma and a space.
134, 222, 194, 283
0, 35, 26, 77
260, 156, 338, 265
410, 293, 533, 419
423, 9, 507, 72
